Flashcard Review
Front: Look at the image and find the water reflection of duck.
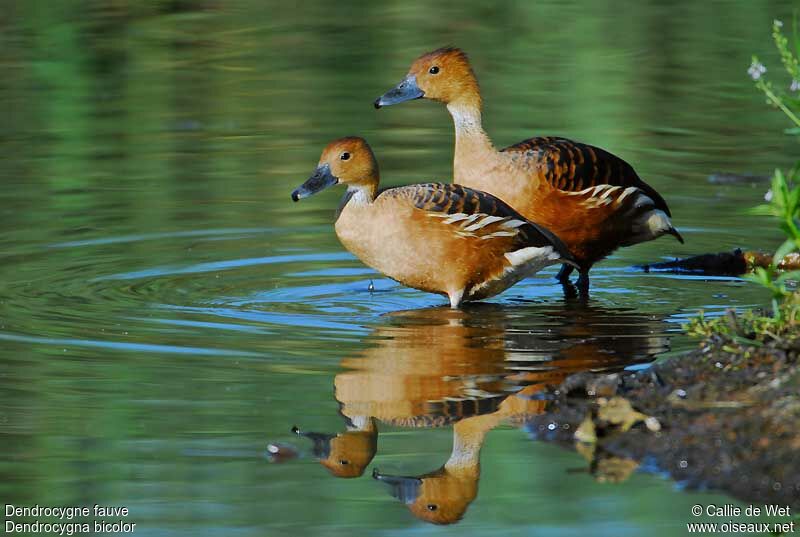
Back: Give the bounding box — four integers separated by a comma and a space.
295, 305, 669, 524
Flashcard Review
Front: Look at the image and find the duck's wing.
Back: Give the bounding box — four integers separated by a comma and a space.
502, 137, 671, 216
384, 183, 576, 265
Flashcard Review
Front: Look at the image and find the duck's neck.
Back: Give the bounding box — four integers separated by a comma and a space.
348, 182, 377, 205
444, 413, 502, 476
447, 103, 495, 185
347, 415, 377, 432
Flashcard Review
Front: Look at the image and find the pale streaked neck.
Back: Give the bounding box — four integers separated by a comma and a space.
447, 103, 494, 159
444, 416, 496, 472
347, 415, 376, 432
445, 435, 482, 471
348, 184, 376, 204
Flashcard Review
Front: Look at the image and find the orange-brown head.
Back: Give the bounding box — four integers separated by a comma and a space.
374, 47, 481, 110
373, 465, 478, 525
292, 422, 378, 478
291, 136, 379, 202
318, 428, 378, 478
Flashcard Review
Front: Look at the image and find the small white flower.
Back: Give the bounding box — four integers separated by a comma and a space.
791, 79, 800, 92
775, 19, 784, 28
748, 60, 767, 80
765, 189, 773, 202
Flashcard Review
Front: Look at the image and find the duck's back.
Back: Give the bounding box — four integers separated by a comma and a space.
502, 136, 671, 215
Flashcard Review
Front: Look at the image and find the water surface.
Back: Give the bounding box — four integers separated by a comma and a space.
1, 1, 795, 535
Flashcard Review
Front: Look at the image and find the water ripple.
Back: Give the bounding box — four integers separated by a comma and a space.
48, 228, 279, 249
94, 252, 353, 281
0, 332, 259, 357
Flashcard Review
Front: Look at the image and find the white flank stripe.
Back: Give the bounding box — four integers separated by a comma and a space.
480, 231, 517, 239
569, 186, 594, 196
460, 213, 483, 225
442, 213, 470, 224
617, 186, 639, 203
464, 215, 506, 231
501, 219, 526, 229
504, 246, 557, 267
599, 186, 620, 200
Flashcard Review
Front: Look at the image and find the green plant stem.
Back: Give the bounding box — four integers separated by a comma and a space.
761, 82, 800, 128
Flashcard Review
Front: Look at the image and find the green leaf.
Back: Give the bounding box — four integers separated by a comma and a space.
786, 183, 800, 214
746, 204, 776, 216
744, 268, 773, 287
774, 238, 798, 264
742, 274, 764, 287
772, 169, 789, 208
732, 335, 764, 347
776, 270, 800, 283
789, 161, 800, 181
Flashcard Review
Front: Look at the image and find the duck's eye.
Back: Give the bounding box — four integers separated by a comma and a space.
429, 66, 440, 75
339, 459, 349, 465
427, 504, 438, 511
340, 152, 350, 161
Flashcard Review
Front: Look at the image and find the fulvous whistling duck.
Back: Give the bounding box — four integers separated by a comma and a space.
374, 47, 684, 294
290, 136, 577, 307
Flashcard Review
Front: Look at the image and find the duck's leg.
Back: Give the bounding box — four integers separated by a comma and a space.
556, 263, 574, 284
561, 280, 578, 299
448, 289, 464, 309
576, 270, 590, 297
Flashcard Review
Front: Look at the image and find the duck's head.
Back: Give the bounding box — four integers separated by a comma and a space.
374, 47, 480, 110
291, 136, 379, 202
373, 465, 478, 525
292, 423, 377, 478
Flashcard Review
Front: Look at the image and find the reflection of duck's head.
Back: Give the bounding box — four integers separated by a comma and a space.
372, 413, 498, 525
374, 465, 477, 525
292, 419, 377, 478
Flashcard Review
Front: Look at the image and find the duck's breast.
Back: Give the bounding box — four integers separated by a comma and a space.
334, 198, 450, 294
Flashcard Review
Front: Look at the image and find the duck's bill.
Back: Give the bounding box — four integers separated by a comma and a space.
291, 425, 335, 458
374, 75, 424, 109
372, 468, 422, 504
291, 164, 338, 201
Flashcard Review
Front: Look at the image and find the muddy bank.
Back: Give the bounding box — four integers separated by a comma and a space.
525, 331, 800, 508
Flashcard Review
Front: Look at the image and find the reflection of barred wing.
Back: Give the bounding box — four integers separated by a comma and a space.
386, 182, 576, 263
502, 136, 672, 216
384, 394, 509, 429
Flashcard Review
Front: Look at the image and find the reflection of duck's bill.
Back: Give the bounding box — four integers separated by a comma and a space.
373, 468, 422, 504
291, 425, 335, 459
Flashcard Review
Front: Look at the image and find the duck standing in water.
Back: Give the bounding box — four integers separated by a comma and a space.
374, 47, 683, 294
291, 137, 576, 307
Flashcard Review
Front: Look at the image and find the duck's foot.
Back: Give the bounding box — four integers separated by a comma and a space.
556, 263, 575, 284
